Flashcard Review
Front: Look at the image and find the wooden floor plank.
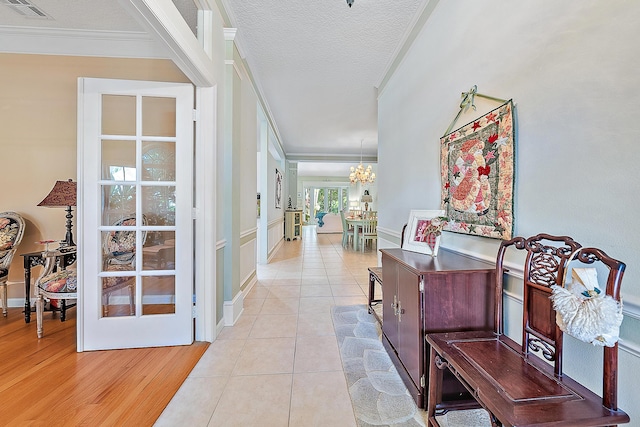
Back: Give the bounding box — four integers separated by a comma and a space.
0, 307, 208, 425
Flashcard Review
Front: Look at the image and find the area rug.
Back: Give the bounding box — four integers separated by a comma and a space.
332, 305, 491, 427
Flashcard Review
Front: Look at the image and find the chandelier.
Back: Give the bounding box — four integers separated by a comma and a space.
347, 0, 354, 7
349, 140, 376, 184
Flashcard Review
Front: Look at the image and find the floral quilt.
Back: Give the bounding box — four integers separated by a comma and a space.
440, 100, 514, 240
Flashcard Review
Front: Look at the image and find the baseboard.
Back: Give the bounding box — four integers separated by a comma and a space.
223, 291, 244, 326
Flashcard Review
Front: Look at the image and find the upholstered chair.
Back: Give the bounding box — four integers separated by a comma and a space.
0, 212, 25, 316
102, 215, 147, 317
35, 250, 77, 338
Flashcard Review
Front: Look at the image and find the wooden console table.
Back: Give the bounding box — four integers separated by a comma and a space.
380, 248, 495, 409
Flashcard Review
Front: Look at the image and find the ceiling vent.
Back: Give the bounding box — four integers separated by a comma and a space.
1, 0, 52, 19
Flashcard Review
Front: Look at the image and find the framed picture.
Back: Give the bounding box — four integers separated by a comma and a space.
440, 99, 514, 239
275, 168, 283, 209
402, 209, 446, 256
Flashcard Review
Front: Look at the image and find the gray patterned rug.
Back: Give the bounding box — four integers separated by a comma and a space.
332, 305, 490, 427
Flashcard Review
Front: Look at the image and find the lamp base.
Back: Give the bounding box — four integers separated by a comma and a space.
64, 205, 75, 247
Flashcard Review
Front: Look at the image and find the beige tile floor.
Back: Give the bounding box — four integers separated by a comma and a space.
156, 226, 379, 427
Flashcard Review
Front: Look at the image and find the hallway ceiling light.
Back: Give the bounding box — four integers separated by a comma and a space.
349, 140, 376, 185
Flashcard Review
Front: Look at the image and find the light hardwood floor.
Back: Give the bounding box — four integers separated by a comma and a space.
0, 306, 208, 425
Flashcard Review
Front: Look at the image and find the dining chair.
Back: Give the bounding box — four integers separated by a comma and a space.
0, 211, 25, 316
35, 249, 77, 338
340, 210, 354, 248
359, 218, 378, 252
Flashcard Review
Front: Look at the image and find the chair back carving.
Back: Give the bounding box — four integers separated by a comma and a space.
496, 234, 626, 411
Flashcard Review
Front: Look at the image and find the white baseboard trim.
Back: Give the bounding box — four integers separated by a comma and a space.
7, 296, 28, 308
223, 291, 244, 326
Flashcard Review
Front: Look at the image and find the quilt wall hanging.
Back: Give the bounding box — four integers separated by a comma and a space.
440, 92, 514, 240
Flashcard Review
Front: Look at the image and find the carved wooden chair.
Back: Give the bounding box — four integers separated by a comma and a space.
426, 234, 629, 426
0, 211, 25, 316
102, 214, 147, 317
35, 249, 77, 338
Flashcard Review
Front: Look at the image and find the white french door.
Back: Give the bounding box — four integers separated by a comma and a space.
78, 78, 194, 351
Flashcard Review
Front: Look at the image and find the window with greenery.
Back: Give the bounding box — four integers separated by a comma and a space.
327, 189, 339, 213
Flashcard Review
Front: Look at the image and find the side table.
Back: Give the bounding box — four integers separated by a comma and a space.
21, 249, 76, 323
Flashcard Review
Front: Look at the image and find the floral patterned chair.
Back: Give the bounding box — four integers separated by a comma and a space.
102, 214, 147, 317
0, 212, 25, 316
35, 250, 77, 338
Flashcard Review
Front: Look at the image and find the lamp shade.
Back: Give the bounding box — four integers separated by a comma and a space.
360, 195, 373, 203
38, 179, 77, 207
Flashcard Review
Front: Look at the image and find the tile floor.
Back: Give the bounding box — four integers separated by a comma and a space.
155, 226, 379, 426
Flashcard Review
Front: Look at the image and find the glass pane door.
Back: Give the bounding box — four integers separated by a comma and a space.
79, 78, 193, 351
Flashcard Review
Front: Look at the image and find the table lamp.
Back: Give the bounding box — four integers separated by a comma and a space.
37, 179, 77, 247
361, 190, 373, 211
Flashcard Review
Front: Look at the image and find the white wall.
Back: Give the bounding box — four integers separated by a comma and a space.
378, 0, 640, 421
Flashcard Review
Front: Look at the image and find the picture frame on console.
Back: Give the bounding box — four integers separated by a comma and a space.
402, 209, 446, 257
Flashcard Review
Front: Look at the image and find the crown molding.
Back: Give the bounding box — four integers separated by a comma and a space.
0, 25, 167, 58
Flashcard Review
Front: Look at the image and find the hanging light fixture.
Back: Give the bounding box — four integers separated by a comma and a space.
349, 140, 376, 185
347, 0, 355, 7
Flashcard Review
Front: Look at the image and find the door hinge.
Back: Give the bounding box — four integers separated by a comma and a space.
419, 278, 424, 292
192, 306, 197, 318
421, 374, 426, 388
192, 109, 199, 121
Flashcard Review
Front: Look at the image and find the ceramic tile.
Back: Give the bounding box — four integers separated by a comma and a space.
260, 297, 299, 315
267, 285, 301, 299
232, 337, 295, 375
331, 285, 366, 297
156, 376, 229, 427
216, 314, 257, 340
289, 371, 357, 427
189, 339, 245, 377
208, 374, 292, 427
300, 285, 333, 297
249, 314, 298, 338
245, 284, 270, 299
242, 297, 265, 315
333, 295, 368, 306
294, 335, 342, 373
296, 311, 336, 336
298, 296, 335, 314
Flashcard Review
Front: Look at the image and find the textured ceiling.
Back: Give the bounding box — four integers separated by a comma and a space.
0, 0, 425, 176
224, 0, 425, 162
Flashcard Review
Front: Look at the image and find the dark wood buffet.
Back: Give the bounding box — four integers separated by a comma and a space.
379, 248, 495, 409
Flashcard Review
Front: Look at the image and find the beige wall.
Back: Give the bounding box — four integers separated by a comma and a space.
0, 53, 189, 298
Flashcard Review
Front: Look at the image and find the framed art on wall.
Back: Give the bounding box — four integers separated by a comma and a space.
440, 99, 514, 240
402, 209, 447, 256
275, 169, 283, 209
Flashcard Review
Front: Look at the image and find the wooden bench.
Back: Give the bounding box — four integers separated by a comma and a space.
426, 234, 630, 426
